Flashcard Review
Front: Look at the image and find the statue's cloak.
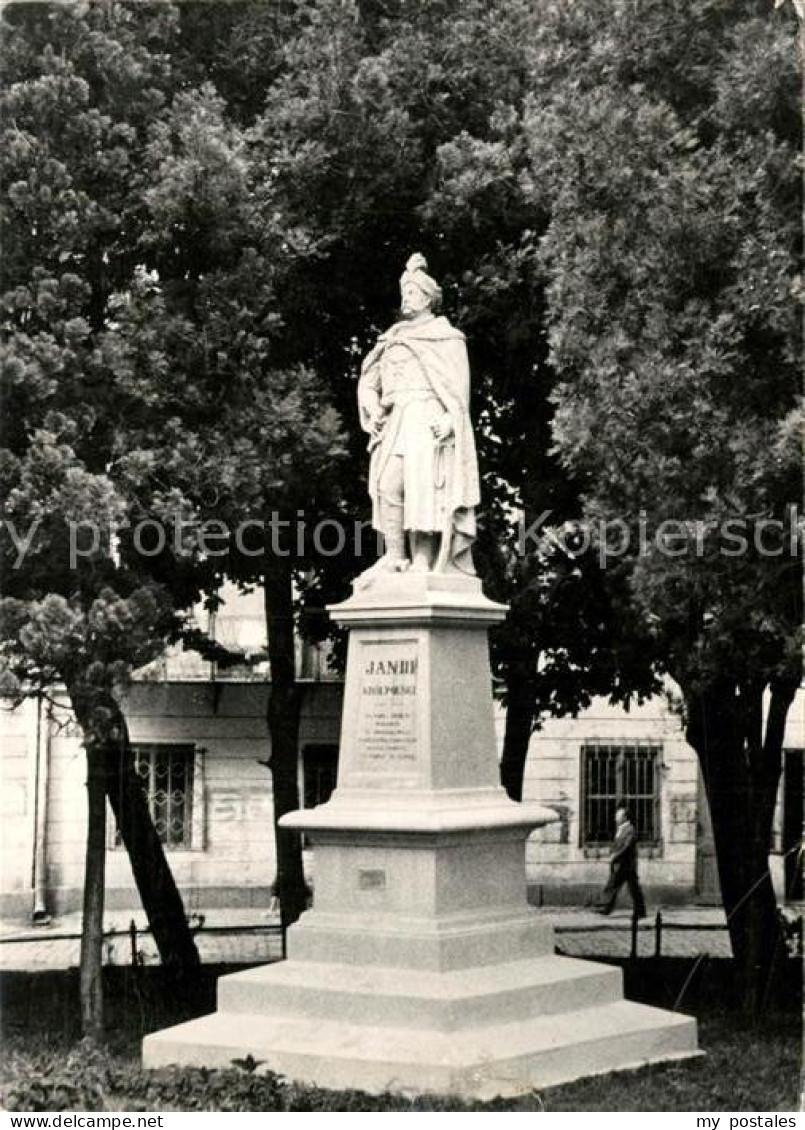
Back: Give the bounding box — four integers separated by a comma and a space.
358, 314, 480, 571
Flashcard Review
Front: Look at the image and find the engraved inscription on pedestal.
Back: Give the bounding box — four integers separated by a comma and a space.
356, 639, 418, 770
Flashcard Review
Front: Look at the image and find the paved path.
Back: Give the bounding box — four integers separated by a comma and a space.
550, 909, 732, 959
0, 905, 739, 971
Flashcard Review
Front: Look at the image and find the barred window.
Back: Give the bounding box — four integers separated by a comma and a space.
581, 743, 661, 847
132, 743, 196, 849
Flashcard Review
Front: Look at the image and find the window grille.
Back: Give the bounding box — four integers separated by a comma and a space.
581, 743, 661, 847
132, 743, 196, 849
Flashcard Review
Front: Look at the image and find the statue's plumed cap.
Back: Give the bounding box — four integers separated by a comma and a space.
400, 252, 442, 302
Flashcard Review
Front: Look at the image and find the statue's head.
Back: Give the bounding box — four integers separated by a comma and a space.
400, 253, 442, 318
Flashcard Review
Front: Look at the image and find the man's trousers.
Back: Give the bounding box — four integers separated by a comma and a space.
598, 864, 646, 917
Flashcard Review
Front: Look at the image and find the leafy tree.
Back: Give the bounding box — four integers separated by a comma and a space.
125, 0, 427, 926
0, 0, 202, 1035
243, 0, 801, 1011
6, 0, 797, 1024
113, 76, 350, 931
521, 0, 801, 1010
251, 0, 661, 799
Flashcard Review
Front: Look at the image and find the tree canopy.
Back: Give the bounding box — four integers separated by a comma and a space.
1, 0, 800, 1016
518, 0, 801, 1008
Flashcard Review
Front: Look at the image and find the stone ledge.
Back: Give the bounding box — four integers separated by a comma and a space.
282, 791, 557, 836
286, 909, 555, 970
217, 954, 624, 1030
329, 572, 507, 627
142, 997, 699, 1100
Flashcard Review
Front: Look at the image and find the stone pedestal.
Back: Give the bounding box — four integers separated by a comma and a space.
143, 574, 698, 1099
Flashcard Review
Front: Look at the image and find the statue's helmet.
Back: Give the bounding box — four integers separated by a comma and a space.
400, 253, 442, 305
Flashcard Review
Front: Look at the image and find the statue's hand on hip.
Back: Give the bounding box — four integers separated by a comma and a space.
369, 411, 387, 440
431, 414, 453, 443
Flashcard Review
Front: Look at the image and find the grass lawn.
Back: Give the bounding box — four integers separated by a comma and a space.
1, 960, 800, 1112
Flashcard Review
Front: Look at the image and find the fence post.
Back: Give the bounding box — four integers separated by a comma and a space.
630, 910, 639, 959
654, 910, 663, 959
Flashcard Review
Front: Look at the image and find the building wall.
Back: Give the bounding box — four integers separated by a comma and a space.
0, 681, 342, 917
519, 696, 699, 905
771, 692, 804, 901
0, 584, 344, 918
1, 678, 800, 917
519, 687, 804, 906
0, 697, 38, 916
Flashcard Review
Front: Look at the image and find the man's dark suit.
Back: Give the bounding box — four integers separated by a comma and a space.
598, 819, 646, 917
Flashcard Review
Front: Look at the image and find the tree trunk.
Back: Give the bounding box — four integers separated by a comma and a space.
500, 663, 539, 802
72, 692, 201, 978
684, 677, 795, 1015
79, 744, 106, 1040
104, 724, 201, 977
263, 553, 308, 931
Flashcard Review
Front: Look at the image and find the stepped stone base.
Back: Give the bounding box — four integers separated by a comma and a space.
144, 979, 697, 1101
142, 575, 699, 1099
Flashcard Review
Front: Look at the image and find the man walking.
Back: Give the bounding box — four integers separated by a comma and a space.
596, 804, 647, 918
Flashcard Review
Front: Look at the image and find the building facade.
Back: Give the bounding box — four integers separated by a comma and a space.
1, 587, 801, 918
523, 693, 802, 907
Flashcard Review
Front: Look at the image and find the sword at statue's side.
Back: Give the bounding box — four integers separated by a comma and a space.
432, 429, 453, 574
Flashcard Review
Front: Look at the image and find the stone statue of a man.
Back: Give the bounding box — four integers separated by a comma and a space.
356, 254, 480, 586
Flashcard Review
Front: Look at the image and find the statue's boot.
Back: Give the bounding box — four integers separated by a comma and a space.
353, 504, 408, 590
410, 531, 436, 573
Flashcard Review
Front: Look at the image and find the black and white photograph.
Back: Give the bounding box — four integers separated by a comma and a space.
0, 0, 801, 1118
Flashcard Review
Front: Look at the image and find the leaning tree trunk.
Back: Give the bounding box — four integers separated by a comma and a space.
79, 742, 107, 1039
684, 676, 795, 1015
72, 692, 200, 978
263, 552, 308, 932
499, 660, 539, 802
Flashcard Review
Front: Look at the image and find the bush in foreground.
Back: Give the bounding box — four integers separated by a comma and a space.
2, 1009, 799, 1113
